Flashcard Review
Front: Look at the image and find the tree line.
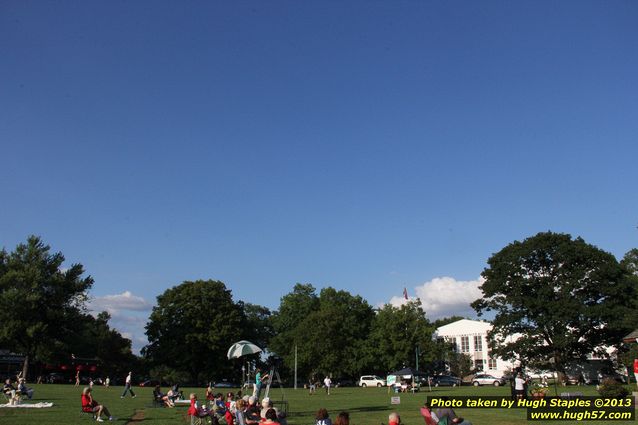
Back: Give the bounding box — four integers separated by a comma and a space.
1, 232, 636, 384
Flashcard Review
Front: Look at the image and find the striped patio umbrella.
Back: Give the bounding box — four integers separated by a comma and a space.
227, 340, 262, 359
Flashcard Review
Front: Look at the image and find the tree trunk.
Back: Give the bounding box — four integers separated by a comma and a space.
22, 355, 29, 379
553, 352, 566, 386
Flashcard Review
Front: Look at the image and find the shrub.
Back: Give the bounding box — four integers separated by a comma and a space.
597, 378, 629, 399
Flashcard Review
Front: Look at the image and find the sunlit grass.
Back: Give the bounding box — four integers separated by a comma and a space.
0, 383, 634, 425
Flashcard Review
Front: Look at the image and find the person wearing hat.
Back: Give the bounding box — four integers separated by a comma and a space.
225, 392, 236, 425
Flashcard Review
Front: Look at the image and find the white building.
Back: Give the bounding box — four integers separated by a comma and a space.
433, 318, 516, 378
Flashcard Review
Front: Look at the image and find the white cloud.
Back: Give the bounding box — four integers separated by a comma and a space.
389, 276, 484, 320
88, 291, 152, 314
87, 291, 153, 354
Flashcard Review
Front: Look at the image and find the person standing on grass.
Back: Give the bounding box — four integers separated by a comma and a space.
120, 371, 136, 398
323, 376, 332, 395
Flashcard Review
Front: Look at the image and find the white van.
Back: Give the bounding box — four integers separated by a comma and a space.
358, 375, 386, 387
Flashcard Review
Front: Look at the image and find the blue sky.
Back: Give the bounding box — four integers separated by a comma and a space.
1, 1, 637, 352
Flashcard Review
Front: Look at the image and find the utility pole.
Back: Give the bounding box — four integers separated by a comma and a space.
294, 344, 298, 390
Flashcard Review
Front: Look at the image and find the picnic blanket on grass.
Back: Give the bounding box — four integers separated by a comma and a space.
0, 402, 53, 408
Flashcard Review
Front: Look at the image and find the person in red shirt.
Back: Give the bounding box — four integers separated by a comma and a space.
81, 387, 113, 422
388, 412, 401, 425
225, 392, 236, 425
187, 393, 215, 422
633, 358, 638, 389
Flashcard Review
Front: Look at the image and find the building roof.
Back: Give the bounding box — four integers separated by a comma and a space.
622, 329, 638, 343
434, 318, 492, 336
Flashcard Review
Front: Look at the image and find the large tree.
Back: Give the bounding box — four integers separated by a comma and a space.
270, 285, 375, 381
471, 232, 637, 378
302, 287, 375, 378
143, 280, 245, 382
269, 283, 320, 379
66, 311, 137, 378
0, 236, 94, 376
366, 300, 437, 374
238, 302, 273, 351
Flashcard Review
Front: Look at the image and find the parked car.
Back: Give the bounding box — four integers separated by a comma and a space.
139, 379, 170, 387
46, 372, 68, 384
213, 380, 239, 388
472, 373, 506, 387
358, 375, 386, 387
598, 373, 627, 384
335, 378, 355, 387
565, 371, 626, 385
432, 375, 461, 387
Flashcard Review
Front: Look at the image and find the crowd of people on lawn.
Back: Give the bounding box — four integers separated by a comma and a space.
75, 365, 473, 425
187, 389, 289, 425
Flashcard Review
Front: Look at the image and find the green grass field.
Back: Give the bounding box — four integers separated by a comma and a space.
0, 383, 635, 425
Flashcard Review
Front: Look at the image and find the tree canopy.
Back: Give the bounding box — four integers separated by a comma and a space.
270, 285, 377, 380
143, 279, 265, 383
472, 231, 638, 375
366, 300, 437, 373
0, 236, 95, 376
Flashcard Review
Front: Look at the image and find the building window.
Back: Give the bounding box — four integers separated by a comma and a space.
473, 335, 483, 352
460, 336, 469, 353
488, 357, 497, 370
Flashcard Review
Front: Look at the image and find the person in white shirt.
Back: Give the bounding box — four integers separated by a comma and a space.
323, 376, 332, 395
514, 373, 526, 399
120, 372, 136, 398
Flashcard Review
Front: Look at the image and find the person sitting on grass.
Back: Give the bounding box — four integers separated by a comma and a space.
81, 387, 114, 422
187, 393, 215, 421
333, 412, 349, 425
434, 397, 472, 425
17, 378, 34, 400
212, 392, 228, 423
260, 408, 279, 425
225, 392, 236, 425
419, 402, 439, 425
206, 384, 215, 402
168, 383, 183, 402
153, 385, 174, 407
389, 412, 401, 425
316, 408, 332, 425
3, 379, 19, 405
235, 398, 247, 425
245, 396, 261, 425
